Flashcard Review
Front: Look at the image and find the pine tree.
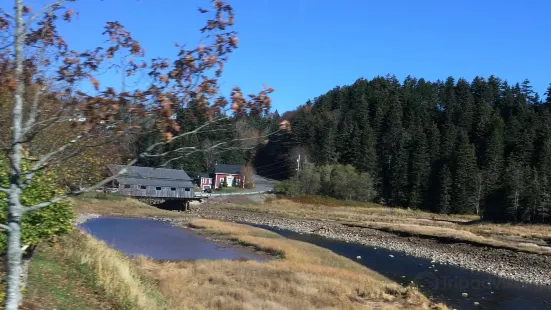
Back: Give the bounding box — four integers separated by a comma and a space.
378, 90, 405, 204
455, 78, 475, 132
544, 84, 551, 109
438, 164, 452, 213
483, 114, 505, 194
408, 126, 429, 207
451, 131, 478, 214
355, 122, 377, 176
503, 156, 524, 222
536, 175, 551, 223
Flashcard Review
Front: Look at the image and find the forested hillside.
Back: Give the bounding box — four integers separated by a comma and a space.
258, 75, 551, 223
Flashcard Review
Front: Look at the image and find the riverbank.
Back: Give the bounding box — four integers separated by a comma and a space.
18, 230, 170, 310
72, 195, 551, 285
20, 240, 121, 310
136, 218, 446, 309
182, 200, 551, 286
73, 197, 446, 309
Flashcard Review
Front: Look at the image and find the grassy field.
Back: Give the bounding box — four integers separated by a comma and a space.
20, 230, 170, 310
22, 241, 120, 310
135, 219, 447, 309
213, 196, 551, 255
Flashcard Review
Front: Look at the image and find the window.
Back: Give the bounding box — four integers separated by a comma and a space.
124, 184, 131, 189
140, 185, 146, 190
185, 188, 190, 192
171, 188, 176, 191
156, 187, 162, 191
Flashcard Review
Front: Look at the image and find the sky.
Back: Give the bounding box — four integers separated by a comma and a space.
17, 0, 551, 112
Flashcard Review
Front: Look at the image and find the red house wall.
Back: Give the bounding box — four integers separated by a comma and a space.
200, 177, 212, 191
214, 173, 244, 189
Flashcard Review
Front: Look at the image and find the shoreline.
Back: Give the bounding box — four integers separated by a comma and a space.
73, 211, 446, 309
176, 206, 551, 286
74, 206, 551, 286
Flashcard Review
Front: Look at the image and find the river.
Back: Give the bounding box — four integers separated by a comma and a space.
255, 225, 551, 310
79, 217, 551, 309
79, 217, 266, 261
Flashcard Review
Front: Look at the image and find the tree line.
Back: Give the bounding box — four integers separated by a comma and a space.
258, 75, 551, 223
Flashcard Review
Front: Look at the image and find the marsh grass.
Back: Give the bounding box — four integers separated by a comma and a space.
135, 219, 448, 310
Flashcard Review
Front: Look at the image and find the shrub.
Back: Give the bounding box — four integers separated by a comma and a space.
0, 156, 75, 252
276, 164, 376, 203
273, 179, 301, 196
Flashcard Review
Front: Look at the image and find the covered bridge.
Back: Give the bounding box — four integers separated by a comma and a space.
106, 165, 195, 199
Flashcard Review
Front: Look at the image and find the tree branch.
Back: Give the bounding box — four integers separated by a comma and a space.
19, 135, 83, 189
23, 156, 140, 213
0, 8, 12, 19
24, 0, 70, 31
0, 224, 10, 231
22, 43, 48, 137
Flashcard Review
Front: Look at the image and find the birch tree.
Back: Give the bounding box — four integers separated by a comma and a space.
0, 1, 281, 308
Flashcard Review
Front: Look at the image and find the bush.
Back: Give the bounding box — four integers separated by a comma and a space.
0, 156, 75, 252
276, 164, 376, 203
273, 179, 301, 196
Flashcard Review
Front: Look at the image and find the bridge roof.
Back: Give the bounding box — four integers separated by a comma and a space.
107, 164, 193, 188
116, 177, 194, 188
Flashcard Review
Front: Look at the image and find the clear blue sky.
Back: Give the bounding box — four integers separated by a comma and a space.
24, 0, 551, 112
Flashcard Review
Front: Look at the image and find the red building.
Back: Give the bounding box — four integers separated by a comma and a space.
198, 173, 212, 191
213, 164, 244, 189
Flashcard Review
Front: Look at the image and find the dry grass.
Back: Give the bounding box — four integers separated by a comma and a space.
72, 195, 179, 218
58, 230, 172, 310
134, 219, 447, 310
71, 198, 446, 309
214, 198, 551, 255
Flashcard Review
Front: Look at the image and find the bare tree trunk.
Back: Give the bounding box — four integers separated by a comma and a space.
475, 173, 483, 216
5, 1, 26, 309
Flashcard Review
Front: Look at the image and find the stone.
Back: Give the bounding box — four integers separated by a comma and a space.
356, 255, 361, 260
462, 292, 468, 297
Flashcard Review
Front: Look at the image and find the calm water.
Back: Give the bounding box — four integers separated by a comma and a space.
254, 225, 551, 310
79, 217, 266, 261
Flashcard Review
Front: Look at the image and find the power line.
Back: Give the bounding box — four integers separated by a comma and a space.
255, 164, 290, 174
253, 157, 291, 169
259, 170, 295, 178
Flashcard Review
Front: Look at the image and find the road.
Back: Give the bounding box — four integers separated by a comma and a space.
251, 174, 277, 192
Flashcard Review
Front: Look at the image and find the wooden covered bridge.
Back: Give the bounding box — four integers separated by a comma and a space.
106, 165, 197, 210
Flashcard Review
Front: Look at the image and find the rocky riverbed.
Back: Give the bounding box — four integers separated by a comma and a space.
167, 205, 551, 286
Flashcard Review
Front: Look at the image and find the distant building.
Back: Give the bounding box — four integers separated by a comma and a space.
106, 165, 195, 199
198, 173, 213, 191
213, 164, 244, 189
